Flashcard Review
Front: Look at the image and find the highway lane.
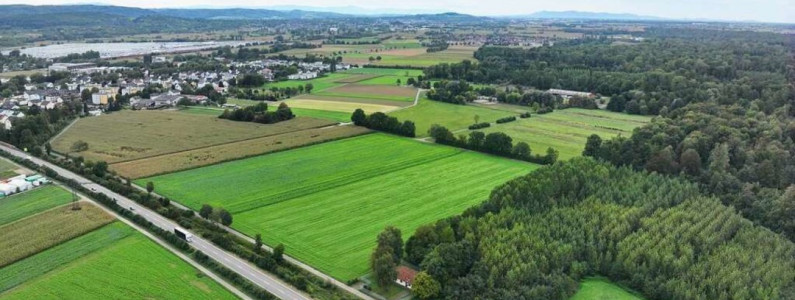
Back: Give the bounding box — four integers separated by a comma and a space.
0, 144, 310, 300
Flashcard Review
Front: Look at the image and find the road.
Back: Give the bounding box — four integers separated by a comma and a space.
0, 144, 310, 300
130, 185, 377, 300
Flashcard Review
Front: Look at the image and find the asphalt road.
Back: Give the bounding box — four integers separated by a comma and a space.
0, 144, 309, 300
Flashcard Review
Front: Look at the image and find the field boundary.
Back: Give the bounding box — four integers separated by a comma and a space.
100, 118, 338, 166
120, 128, 374, 179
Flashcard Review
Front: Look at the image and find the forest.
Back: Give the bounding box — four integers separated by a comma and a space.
398, 158, 795, 300
423, 28, 792, 116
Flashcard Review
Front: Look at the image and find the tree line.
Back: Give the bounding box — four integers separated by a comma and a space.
428, 124, 558, 165
219, 102, 294, 124
351, 109, 416, 137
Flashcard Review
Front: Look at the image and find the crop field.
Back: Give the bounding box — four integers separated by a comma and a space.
0, 222, 237, 299
570, 277, 645, 300
0, 203, 114, 268
141, 134, 536, 280
316, 84, 417, 102
0, 185, 73, 226
52, 110, 335, 164
114, 125, 370, 178
471, 108, 652, 160
389, 98, 517, 137
285, 98, 401, 113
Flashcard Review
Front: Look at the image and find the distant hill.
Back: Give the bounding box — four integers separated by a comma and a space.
153, 8, 347, 20
519, 10, 665, 21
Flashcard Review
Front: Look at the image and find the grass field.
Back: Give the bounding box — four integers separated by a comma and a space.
570, 277, 645, 300
471, 109, 652, 160
264, 73, 353, 92
0, 203, 114, 268
389, 98, 517, 137
141, 134, 536, 280
113, 125, 370, 179
0, 222, 237, 299
52, 110, 335, 164
0, 159, 20, 179
0, 185, 73, 226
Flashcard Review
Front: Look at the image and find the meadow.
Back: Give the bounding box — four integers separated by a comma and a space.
0, 203, 114, 268
0, 185, 73, 226
0, 223, 237, 299
570, 277, 645, 300
52, 110, 335, 163
471, 108, 652, 159
141, 134, 536, 280
388, 98, 517, 137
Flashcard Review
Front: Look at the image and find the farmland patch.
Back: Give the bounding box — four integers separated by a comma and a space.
0, 203, 114, 268
0, 185, 73, 226
471, 108, 652, 160
51, 110, 335, 163
113, 125, 371, 179
143, 133, 536, 280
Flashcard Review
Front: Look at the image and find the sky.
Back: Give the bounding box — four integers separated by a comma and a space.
1, 0, 793, 23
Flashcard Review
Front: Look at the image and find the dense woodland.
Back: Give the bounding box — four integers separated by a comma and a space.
424, 29, 792, 116
398, 159, 795, 300
395, 26, 795, 300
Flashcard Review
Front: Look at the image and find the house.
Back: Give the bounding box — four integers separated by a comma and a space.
288, 72, 318, 80
0, 115, 13, 130
92, 93, 111, 105
547, 89, 595, 99
395, 266, 418, 289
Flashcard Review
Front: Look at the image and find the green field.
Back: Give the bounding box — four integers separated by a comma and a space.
389, 98, 517, 137
141, 134, 536, 280
264, 73, 353, 92
0, 222, 237, 299
570, 277, 645, 300
0, 185, 73, 226
340, 68, 423, 77
472, 108, 652, 160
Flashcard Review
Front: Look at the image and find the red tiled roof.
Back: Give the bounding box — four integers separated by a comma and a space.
396, 266, 418, 284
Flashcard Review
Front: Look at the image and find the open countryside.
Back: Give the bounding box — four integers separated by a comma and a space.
0, 181, 236, 299
472, 108, 652, 160
141, 134, 536, 280
0, 3, 791, 300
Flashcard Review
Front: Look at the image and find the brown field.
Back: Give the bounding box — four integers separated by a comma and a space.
323, 84, 418, 98
111, 126, 372, 178
0, 203, 114, 268
52, 111, 335, 163
291, 95, 411, 107
334, 74, 380, 83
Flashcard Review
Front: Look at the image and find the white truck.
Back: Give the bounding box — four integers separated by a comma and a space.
174, 227, 194, 243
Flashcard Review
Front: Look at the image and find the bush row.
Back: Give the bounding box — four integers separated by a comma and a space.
495, 116, 517, 124
468, 122, 491, 130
